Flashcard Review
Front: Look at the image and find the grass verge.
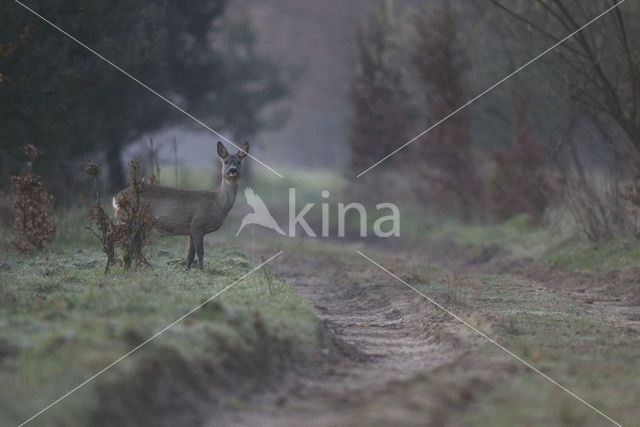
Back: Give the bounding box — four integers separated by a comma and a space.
0, 211, 317, 426
410, 212, 640, 272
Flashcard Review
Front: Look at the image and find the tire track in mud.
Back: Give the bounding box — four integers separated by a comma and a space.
212, 240, 640, 426
216, 251, 484, 426
285, 256, 468, 385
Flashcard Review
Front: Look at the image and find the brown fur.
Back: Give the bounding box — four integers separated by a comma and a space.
113, 141, 248, 270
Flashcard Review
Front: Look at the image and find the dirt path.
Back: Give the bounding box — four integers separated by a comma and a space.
208, 237, 640, 426
214, 250, 491, 426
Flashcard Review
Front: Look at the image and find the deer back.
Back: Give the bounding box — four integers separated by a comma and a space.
115, 185, 216, 236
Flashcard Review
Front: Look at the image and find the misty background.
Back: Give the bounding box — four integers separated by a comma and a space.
3, 0, 640, 241
126, 0, 367, 170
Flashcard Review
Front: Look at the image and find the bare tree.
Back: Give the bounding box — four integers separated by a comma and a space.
489, 91, 554, 224
486, 0, 640, 154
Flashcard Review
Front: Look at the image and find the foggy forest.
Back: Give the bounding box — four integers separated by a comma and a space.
1, 1, 639, 426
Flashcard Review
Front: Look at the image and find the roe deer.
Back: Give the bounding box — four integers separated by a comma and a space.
113, 141, 248, 270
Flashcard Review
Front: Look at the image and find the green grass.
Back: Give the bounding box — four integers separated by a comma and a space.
156, 166, 345, 198
541, 238, 640, 272
0, 211, 317, 426
410, 214, 553, 258
5, 166, 639, 425
409, 212, 640, 273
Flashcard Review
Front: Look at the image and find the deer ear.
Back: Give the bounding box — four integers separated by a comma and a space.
217, 141, 228, 159
238, 142, 249, 159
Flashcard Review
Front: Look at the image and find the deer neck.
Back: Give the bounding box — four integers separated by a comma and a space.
215, 176, 239, 213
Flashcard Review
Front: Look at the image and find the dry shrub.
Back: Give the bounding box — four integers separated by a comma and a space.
88, 203, 117, 272
622, 166, 640, 205
86, 159, 156, 272
411, 5, 484, 220
560, 138, 640, 242
489, 92, 553, 224
85, 160, 117, 273
112, 160, 156, 270
621, 163, 640, 239
563, 174, 611, 242
561, 171, 630, 242
10, 145, 56, 252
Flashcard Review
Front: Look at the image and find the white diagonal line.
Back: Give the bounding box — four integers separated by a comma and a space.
356, 0, 627, 178
13, 0, 283, 178
356, 250, 623, 427
18, 251, 284, 427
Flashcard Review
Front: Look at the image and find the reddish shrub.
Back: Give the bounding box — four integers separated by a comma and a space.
86, 159, 155, 272
85, 160, 117, 273
489, 92, 553, 224
111, 160, 156, 271
412, 5, 484, 220
10, 145, 56, 252
622, 162, 640, 239
348, 9, 418, 172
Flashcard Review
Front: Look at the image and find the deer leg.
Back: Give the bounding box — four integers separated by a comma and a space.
194, 233, 205, 270
186, 235, 195, 270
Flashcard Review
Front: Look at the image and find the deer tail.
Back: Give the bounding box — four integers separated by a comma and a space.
112, 197, 120, 217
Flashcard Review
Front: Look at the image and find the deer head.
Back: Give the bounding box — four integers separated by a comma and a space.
217, 141, 249, 183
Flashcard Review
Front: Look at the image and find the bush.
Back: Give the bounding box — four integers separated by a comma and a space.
112, 160, 156, 270
348, 5, 418, 172
86, 160, 117, 273
559, 138, 638, 242
10, 145, 55, 252
489, 92, 553, 224
621, 162, 640, 239
411, 5, 484, 220
86, 159, 156, 272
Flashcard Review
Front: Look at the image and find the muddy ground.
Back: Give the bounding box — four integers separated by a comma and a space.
209, 238, 640, 426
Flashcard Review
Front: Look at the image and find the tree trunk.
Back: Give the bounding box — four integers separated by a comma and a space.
106, 143, 125, 191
